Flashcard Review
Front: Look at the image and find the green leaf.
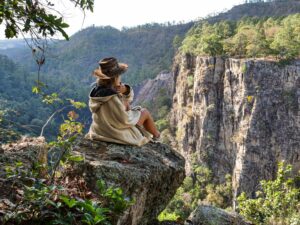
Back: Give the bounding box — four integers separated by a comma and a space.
58, 27, 69, 40
32, 86, 40, 94
60, 195, 77, 208
5, 25, 17, 38
67, 99, 87, 109
67, 155, 84, 162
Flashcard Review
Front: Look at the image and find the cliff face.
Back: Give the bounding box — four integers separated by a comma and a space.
133, 72, 174, 106
170, 54, 300, 200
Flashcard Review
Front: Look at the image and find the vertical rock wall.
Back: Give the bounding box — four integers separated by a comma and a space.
170, 54, 300, 200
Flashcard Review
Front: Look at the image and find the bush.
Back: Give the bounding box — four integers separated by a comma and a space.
237, 162, 300, 225
158, 165, 233, 221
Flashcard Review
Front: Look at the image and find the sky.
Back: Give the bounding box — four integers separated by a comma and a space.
0, 0, 244, 39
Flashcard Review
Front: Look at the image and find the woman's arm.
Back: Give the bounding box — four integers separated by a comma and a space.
107, 95, 141, 129
115, 83, 133, 111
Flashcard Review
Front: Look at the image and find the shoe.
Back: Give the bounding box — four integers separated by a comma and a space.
151, 134, 161, 143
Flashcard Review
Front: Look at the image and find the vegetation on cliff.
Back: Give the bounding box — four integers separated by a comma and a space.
181, 14, 300, 60
159, 164, 233, 222
238, 162, 300, 225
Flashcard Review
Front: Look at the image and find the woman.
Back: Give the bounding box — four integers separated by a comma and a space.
85, 57, 160, 146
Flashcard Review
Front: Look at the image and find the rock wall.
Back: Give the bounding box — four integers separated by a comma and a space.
170, 54, 300, 202
133, 72, 174, 106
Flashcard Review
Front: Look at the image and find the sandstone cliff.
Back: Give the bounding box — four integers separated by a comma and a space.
170, 54, 300, 204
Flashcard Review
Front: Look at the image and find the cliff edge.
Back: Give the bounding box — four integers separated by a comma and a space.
0, 137, 185, 225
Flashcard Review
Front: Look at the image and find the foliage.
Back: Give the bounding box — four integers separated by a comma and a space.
0, 107, 21, 143
157, 211, 180, 222
1, 110, 132, 225
0, 54, 91, 142
181, 14, 300, 60
187, 75, 194, 87
158, 165, 233, 221
3, 164, 132, 225
237, 162, 300, 225
0, 0, 94, 40
155, 119, 169, 131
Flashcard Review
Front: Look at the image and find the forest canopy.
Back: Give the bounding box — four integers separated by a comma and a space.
181, 14, 300, 60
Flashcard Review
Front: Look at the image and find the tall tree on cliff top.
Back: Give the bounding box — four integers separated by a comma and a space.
0, 0, 94, 40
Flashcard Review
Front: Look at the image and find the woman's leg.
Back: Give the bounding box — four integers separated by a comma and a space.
137, 108, 160, 138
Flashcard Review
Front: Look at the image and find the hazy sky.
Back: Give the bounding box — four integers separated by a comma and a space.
0, 0, 244, 39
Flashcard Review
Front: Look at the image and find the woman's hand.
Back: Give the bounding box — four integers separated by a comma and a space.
115, 83, 129, 94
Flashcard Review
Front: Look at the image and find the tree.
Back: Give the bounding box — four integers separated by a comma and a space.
237, 162, 300, 225
200, 33, 224, 56
0, 0, 94, 40
173, 35, 182, 50
270, 15, 300, 60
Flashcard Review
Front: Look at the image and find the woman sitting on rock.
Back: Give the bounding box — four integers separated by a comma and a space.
85, 57, 160, 146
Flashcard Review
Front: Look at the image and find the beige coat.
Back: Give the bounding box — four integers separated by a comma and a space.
85, 85, 151, 146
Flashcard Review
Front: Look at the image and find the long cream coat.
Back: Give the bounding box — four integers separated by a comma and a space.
85, 85, 151, 146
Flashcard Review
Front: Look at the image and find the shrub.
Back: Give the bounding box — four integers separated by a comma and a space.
158, 165, 233, 221
237, 162, 300, 225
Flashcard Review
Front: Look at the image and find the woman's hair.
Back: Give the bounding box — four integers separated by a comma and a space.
96, 75, 119, 88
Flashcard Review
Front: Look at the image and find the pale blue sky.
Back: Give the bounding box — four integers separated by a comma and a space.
0, 0, 243, 39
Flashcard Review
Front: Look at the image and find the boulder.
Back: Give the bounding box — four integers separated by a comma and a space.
184, 205, 252, 225
72, 139, 185, 225
0, 137, 185, 225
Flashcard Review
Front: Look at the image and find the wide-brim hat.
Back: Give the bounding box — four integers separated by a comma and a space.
93, 57, 128, 80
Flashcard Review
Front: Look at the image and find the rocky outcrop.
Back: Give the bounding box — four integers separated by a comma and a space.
0, 137, 185, 225
73, 139, 185, 225
133, 72, 174, 106
185, 205, 252, 225
170, 54, 300, 203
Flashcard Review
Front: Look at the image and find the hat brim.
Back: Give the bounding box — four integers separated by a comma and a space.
93, 63, 128, 79
118, 63, 128, 75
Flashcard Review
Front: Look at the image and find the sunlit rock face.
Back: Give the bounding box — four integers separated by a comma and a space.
170, 54, 300, 201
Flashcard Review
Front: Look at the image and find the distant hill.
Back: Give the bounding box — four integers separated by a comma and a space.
207, 0, 300, 23
0, 39, 27, 50
2, 23, 194, 86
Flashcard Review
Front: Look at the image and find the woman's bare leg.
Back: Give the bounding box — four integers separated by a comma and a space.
137, 108, 160, 138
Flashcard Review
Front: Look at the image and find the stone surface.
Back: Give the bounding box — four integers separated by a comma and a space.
0, 137, 46, 175
72, 139, 185, 225
170, 54, 300, 203
184, 205, 252, 225
133, 72, 174, 106
0, 137, 185, 225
